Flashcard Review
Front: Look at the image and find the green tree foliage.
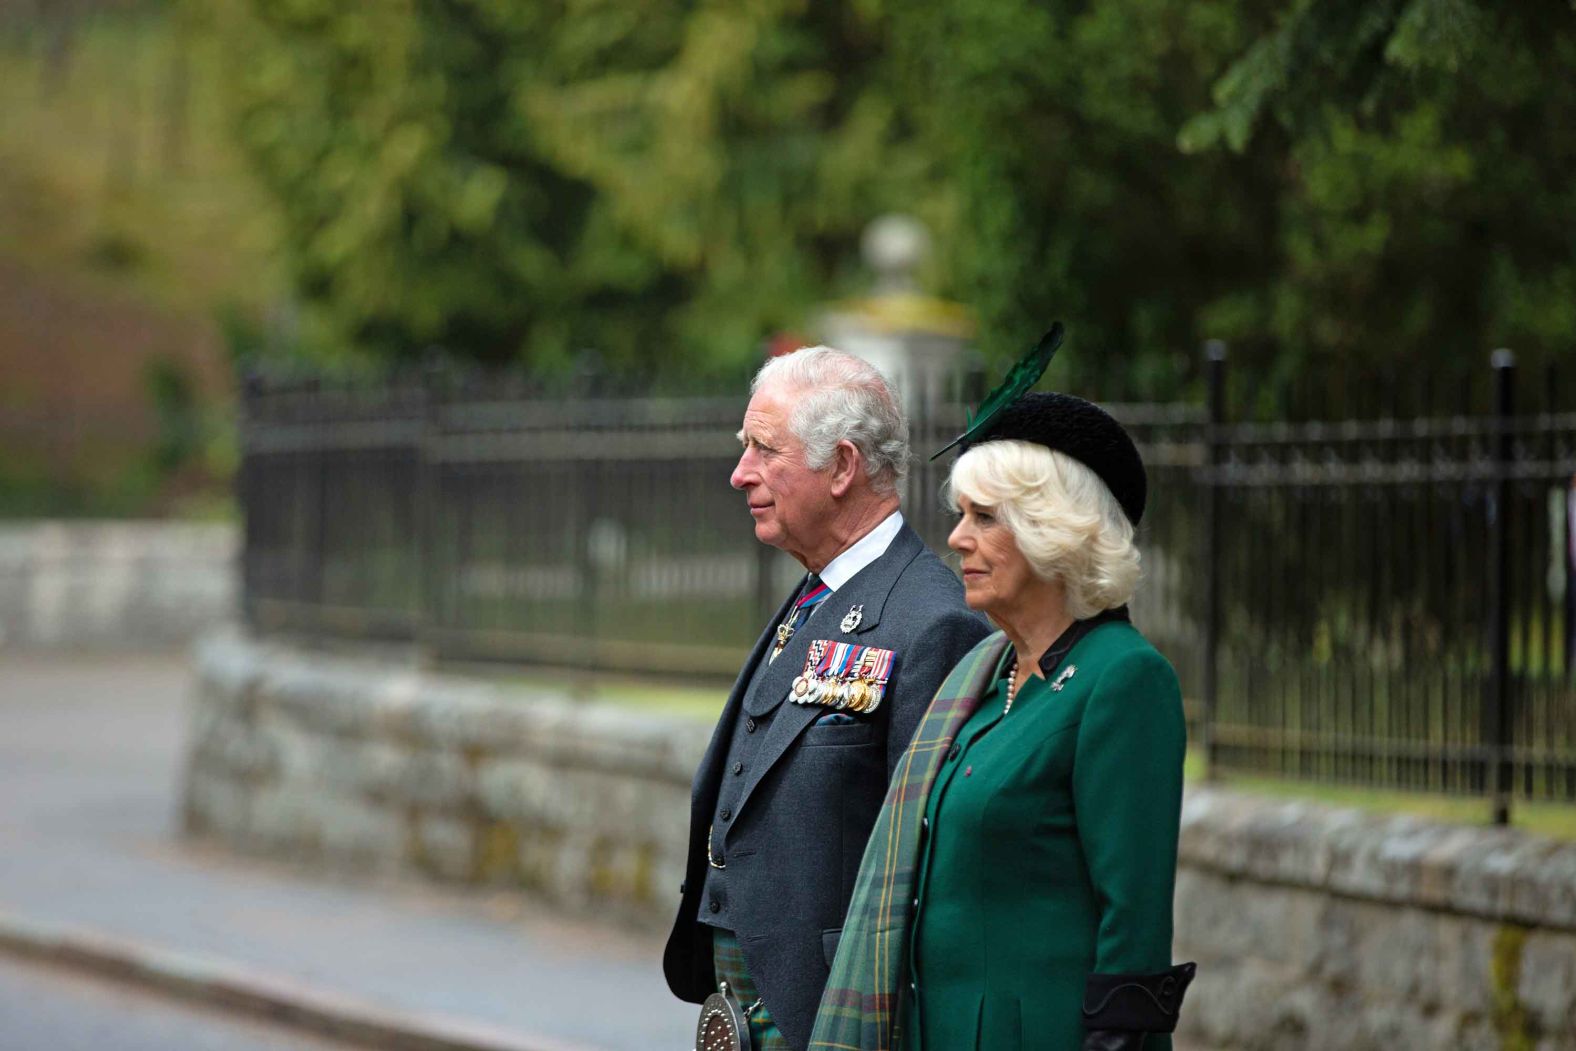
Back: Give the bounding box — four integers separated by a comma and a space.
198, 2, 584, 367
1177, 0, 1576, 402
200, 0, 917, 372
202, 0, 1574, 400
885, 0, 1575, 403
880, 0, 1276, 396
518, 0, 946, 373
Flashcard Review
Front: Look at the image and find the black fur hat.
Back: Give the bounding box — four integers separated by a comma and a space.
960, 391, 1147, 526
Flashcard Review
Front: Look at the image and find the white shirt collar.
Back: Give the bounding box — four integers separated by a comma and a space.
818, 511, 905, 591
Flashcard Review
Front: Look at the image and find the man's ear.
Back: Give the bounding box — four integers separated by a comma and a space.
829, 439, 862, 498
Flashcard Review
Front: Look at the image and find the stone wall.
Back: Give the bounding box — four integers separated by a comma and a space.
1175, 792, 1576, 1050
184, 630, 1576, 1046
0, 521, 236, 649
182, 629, 704, 928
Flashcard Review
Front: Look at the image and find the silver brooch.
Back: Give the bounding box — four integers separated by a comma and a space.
1051, 664, 1077, 692
840, 605, 864, 632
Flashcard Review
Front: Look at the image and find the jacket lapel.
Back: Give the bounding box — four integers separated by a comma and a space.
733, 525, 927, 822
828, 523, 924, 640
692, 586, 797, 802
741, 585, 820, 717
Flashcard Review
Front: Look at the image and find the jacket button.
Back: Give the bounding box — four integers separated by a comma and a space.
921, 816, 929, 832
948, 745, 960, 760
912, 897, 919, 910
680, 881, 688, 894
709, 900, 721, 914
732, 762, 744, 775
746, 718, 757, 733
720, 808, 732, 821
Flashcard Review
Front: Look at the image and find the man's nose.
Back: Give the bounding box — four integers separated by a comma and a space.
730, 451, 753, 491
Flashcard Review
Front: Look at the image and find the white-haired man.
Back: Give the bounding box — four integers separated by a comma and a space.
664, 348, 989, 1050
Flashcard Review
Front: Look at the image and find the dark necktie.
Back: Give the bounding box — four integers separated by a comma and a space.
769, 573, 830, 664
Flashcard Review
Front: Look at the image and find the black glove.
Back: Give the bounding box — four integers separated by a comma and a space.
1081, 961, 1197, 1041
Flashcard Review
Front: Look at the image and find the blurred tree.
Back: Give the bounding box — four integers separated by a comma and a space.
198, 2, 575, 367
200, 0, 1574, 400
881, 0, 1276, 399
520, 0, 927, 372
1178, 0, 1576, 405
144, 355, 200, 474
200, 0, 921, 373
884, 0, 1576, 406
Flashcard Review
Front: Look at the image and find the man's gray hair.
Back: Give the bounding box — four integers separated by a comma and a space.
752, 347, 910, 495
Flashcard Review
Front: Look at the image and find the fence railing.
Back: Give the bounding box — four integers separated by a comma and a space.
239, 352, 1576, 821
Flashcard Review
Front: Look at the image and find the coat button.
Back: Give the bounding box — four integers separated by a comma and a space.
720, 808, 732, 821
921, 816, 929, 832
709, 899, 721, 914
680, 881, 688, 894
746, 718, 757, 733
732, 762, 744, 775
948, 744, 960, 760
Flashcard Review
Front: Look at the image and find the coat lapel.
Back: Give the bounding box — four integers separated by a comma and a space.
732, 525, 927, 821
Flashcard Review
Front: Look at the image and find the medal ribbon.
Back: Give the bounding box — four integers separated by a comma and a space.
795, 580, 832, 611
813, 642, 894, 684
793, 641, 896, 713
770, 577, 832, 663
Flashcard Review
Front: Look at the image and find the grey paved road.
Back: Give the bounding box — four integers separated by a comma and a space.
0, 952, 372, 1051
0, 653, 694, 1051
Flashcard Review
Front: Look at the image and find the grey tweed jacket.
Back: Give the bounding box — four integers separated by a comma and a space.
663, 523, 990, 1050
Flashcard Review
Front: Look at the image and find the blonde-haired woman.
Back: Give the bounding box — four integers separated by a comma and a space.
812, 392, 1195, 1051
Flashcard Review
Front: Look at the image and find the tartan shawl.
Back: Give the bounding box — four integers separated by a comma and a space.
809, 630, 1012, 1051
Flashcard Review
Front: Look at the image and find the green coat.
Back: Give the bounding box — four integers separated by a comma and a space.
810, 622, 1186, 1051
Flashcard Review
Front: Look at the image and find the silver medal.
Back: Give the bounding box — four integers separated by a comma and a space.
840, 605, 863, 633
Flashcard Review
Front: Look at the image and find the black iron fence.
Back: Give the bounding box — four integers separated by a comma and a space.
239, 352, 1576, 820
1199, 352, 1576, 821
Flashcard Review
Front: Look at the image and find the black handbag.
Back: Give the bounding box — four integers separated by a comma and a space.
695, 980, 753, 1051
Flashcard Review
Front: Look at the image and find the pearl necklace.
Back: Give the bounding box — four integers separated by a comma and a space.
1004, 659, 1021, 715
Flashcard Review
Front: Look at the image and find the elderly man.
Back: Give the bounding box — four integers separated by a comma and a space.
664, 348, 989, 1050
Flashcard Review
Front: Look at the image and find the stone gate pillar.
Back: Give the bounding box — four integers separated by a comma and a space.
815, 214, 975, 419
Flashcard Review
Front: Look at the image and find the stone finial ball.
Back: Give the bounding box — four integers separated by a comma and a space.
861, 214, 931, 284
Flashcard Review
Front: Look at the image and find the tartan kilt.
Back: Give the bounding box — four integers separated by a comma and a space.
712, 927, 793, 1051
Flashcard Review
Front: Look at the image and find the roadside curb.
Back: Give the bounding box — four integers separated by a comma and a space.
0, 908, 604, 1051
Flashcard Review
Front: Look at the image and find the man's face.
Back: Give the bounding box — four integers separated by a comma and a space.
731, 385, 834, 558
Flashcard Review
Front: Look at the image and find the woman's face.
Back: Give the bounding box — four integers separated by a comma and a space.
947, 494, 1038, 616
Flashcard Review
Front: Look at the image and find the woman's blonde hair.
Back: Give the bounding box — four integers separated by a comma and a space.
946, 439, 1140, 619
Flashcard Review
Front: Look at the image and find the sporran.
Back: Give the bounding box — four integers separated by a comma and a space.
695, 980, 753, 1051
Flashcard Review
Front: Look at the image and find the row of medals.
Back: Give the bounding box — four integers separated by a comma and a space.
790, 672, 882, 713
